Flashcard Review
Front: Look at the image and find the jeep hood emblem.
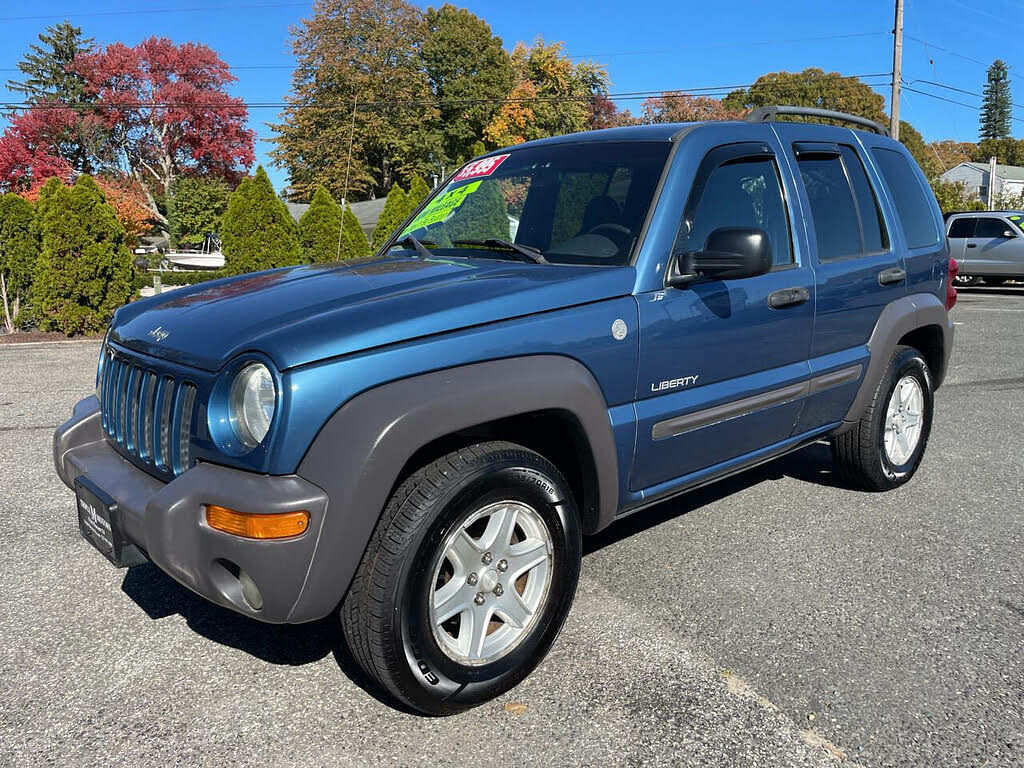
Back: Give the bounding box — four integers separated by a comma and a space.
148, 326, 169, 342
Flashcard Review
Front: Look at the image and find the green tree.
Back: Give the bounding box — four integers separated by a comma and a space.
372, 183, 410, 250
167, 176, 231, 248
980, 60, 1012, 141
340, 203, 371, 259
220, 166, 302, 275
405, 174, 431, 218
930, 179, 982, 213
32, 175, 133, 334
299, 185, 343, 263
973, 137, 1024, 166
0, 194, 38, 332
421, 5, 513, 165
271, 0, 441, 201
7, 21, 96, 173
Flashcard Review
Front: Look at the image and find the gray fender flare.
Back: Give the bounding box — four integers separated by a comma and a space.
287, 355, 618, 622
842, 292, 954, 427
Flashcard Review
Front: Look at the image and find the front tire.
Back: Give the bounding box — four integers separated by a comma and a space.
830, 346, 934, 491
341, 441, 581, 715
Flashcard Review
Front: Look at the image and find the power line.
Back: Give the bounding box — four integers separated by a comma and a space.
901, 84, 1024, 126
0, 2, 309, 22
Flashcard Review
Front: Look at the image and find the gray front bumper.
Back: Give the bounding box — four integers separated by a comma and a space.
54, 396, 329, 623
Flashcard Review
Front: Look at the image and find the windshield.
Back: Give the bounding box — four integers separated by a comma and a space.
1008, 213, 1024, 233
398, 141, 672, 266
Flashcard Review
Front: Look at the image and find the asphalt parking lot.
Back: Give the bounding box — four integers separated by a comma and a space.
1, 287, 1022, 767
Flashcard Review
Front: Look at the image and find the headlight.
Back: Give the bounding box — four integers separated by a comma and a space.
228, 363, 276, 449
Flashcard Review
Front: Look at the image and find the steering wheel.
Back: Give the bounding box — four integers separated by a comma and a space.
586, 223, 633, 255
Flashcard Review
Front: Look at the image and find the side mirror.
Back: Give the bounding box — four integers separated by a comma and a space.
667, 227, 773, 287
1003, 230, 1016, 238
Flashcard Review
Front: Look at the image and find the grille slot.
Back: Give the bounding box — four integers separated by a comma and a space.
98, 350, 197, 478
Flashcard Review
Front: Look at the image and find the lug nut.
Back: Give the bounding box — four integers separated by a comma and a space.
474, 592, 485, 606
482, 552, 493, 565
497, 559, 508, 572
467, 572, 478, 586
493, 584, 504, 596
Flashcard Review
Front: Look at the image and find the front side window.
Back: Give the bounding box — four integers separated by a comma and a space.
675, 155, 794, 267
974, 217, 1014, 238
399, 141, 671, 266
871, 148, 941, 249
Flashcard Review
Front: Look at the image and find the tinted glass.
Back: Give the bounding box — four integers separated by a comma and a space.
839, 145, 888, 253
946, 217, 976, 238
974, 217, 1012, 238
678, 157, 793, 267
871, 148, 941, 249
400, 141, 671, 266
797, 154, 863, 260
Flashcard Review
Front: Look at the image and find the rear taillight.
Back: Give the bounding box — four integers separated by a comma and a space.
946, 258, 959, 310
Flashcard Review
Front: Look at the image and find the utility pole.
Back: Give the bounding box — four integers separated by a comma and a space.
988, 155, 997, 210
890, 0, 904, 140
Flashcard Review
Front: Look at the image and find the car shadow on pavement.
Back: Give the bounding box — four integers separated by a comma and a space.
584, 441, 845, 555
119, 563, 399, 708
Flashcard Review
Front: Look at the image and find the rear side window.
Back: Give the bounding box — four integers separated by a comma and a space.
871, 148, 941, 249
974, 217, 1012, 238
795, 153, 863, 260
947, 217, 976, 238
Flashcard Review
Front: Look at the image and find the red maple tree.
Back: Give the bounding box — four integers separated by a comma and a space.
0, 103, 77, 190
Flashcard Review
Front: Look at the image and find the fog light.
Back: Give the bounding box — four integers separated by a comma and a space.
205, 505, 309, 539
238, 569, 264, 611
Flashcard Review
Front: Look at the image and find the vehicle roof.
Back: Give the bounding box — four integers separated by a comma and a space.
944, 210, 1024, 219
481, 119, 900, 156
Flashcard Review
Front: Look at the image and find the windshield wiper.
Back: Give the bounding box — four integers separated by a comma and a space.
449, 238, 548, 265
392, 234, 436, 260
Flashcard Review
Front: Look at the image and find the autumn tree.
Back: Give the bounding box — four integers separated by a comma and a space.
485, 38, 609, 147
0, 106, 78, 192
642, 93, 742, 123
272, 0, 441, 202
980, 60, 1012, 141
0, 194, 37, 332
930, 140, 977, 169
71, 37, 254, 227
372, 183, 410, 250
299, 185, 343, 263
32, 175, 133, 334
421, 5, 513, 164
220, 167, 302, 275
588, 96, 637, 130
6, 21, 96, 173
973, 137, 1024, 166
167, 176, 231, 248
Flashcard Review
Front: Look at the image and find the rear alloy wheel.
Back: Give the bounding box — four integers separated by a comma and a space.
831, 345, 934, 490
341, 441, 581, 715
953, 274, 981, 287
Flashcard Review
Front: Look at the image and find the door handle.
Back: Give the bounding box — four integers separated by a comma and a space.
878, 267, 906, 286
767, 287, 810, 308
966, 243, 978, 248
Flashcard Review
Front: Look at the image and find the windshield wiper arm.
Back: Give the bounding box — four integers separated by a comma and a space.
449, 238, 548, 264
392, 234, 436, 260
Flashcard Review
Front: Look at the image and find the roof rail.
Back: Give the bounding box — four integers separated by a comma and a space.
745, 105, 891, 137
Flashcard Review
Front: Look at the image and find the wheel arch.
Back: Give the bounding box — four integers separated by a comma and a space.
287, 355, 618, 622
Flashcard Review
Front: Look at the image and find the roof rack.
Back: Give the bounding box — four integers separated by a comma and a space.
745, 105, 891, 137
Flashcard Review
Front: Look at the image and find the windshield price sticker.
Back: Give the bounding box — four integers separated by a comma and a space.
404, 181, 481, 232
452, 154, 509, 182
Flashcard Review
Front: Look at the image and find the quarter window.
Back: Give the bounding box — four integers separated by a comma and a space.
871, 148, 941, 249
676, 155, 794, 267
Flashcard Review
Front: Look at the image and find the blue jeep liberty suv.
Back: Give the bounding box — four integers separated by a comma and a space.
54, 106, 956, 714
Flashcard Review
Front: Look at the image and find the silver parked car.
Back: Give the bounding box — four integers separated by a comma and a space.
945, 211, 1024, 286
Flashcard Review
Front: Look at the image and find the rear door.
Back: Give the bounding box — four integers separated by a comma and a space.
773, 126, 906, 432
945, 215, 975, 263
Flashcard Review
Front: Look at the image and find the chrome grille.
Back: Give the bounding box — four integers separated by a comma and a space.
99, 349, 197, 477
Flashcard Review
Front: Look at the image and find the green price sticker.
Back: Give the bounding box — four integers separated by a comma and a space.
403, 181, 481, 233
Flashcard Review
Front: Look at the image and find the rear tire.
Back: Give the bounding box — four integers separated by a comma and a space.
831, 345, 934, 491
341, 441, 581, 715
954, 274, 981, 287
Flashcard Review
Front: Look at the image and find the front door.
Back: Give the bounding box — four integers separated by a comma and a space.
631, 141, 815, 492
966, 215, 1024, 277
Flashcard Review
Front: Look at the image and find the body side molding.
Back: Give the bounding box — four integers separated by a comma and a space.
288, 355, 619, 622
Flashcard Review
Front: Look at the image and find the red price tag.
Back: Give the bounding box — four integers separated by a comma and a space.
452, 154, 510, 182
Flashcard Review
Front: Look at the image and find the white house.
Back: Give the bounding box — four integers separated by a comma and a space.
939, 161, 1024, 202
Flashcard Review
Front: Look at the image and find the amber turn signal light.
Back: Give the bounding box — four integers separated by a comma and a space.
205, 505, 309, 539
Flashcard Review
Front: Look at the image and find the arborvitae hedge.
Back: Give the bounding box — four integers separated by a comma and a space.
299, 186, 342, 263
0, 193, 38, 326
167, 176, 231, 248
371, 183, 409, 251
32, 176, 134, 334
406, 175, 431, 218
220, 166, 303, 275
341, 203, 371, 260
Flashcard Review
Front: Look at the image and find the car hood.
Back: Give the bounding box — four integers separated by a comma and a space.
113, 255, 637, 371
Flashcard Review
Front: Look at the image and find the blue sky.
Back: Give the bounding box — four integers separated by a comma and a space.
0, 0, 1019, 195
